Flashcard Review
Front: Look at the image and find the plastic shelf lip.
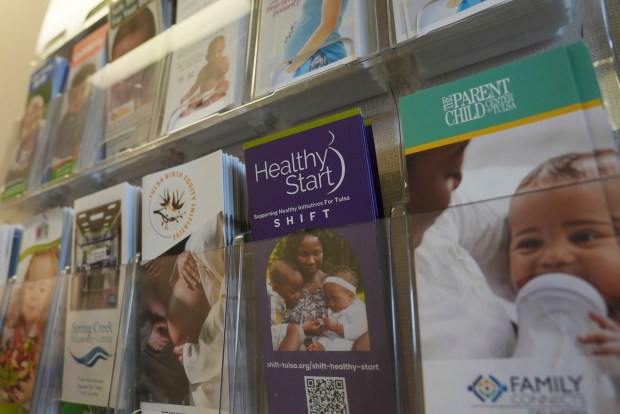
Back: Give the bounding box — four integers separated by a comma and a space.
0, 53, 393, 224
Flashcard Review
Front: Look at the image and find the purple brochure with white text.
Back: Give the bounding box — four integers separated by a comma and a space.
244, 109, 396, 414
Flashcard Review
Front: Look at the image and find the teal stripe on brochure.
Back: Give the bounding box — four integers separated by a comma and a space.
400, 43, 595, 150
567, 42, 603, 103
243, 108, 364, 150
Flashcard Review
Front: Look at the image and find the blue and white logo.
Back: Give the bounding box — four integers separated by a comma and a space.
70, 347, 113, 368
468, 374, 508, 403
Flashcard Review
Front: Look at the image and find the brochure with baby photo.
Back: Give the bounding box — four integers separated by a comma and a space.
104, 0, 167, 157
391, 0, 573, 80
244, 109, 397, 413
253, 0, 372, 98
159, 0, 250, 135
138, 150, 246, 413
2, 56, 69, 201
0, 207, 73, 412
392, 0, 509, 40
61, 183, 140, 410
401, 42, 620, 413
47, 20, 109, 183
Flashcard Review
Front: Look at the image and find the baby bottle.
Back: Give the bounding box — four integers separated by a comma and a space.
512, 273, 607, 357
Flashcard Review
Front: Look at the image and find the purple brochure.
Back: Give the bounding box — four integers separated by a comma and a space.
244, 109, 396, 413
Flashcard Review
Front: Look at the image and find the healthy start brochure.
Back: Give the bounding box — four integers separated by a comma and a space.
244, 109, 396, 414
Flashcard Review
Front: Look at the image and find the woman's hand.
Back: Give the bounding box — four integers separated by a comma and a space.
143, 255, 176, 279
176, 251, 201, 290
578, 311, 620, 355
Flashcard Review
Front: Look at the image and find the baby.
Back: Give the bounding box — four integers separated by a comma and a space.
307, 265, 368, 351
508, 149, 620, 355
268, 258, 304, 351
180, 35, 230, 116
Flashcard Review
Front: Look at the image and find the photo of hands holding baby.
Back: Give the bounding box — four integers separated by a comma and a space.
267, 229, 370, 352
408, 121, 620, 361
139, 212, 227, 409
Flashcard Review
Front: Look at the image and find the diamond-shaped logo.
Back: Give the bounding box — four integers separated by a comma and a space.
468, 375, 507, 403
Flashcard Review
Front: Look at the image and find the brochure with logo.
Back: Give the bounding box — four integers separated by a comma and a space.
244, 109, 396, 413
0, 207, 73, 412
2, 56, 69, 200
245, 109, 382, 239
47, 21, 109, 183
139, 150, 246, 412
159, 0, 250, 135
253, 0, 371, 98
61, 183, 140, 410
401, 42, 620, 413
104, 0, 167, 157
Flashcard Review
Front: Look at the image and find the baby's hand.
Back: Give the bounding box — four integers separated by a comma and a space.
307, 342, 325, 352
303, 320, 323, 336
324, 317, 336, 332
173, 344, 185, 364
578, 311, 620, 355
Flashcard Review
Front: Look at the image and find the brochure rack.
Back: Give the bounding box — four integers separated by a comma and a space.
0, 0, 618, 413
22, 193, 620, 413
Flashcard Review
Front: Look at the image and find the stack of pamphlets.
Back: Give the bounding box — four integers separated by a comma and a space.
61, 183, 140, 411
45, 16, 109, 183
0, 207, 73, 412
401, 42, 620, 413
104, 0, 169, 157
253, 0, 373, 98
160, 0, 250, 135
2, 56, 69, 200
138, 150, 246, 413
0, 225, 23, 282
0, 224, 23, 331
244, 109, 396, 414
391, 0, 572, 77
392, 0, 510, 40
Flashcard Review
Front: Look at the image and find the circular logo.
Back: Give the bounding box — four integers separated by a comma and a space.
148, 173, 195, 239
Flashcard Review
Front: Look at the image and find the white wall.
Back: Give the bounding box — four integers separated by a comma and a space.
0, 1, 51, 184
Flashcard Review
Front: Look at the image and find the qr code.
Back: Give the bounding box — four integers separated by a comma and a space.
305, 376, 349, 414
